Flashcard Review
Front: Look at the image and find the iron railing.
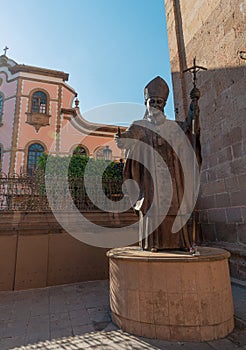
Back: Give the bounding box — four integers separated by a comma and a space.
0, 172, 126, 212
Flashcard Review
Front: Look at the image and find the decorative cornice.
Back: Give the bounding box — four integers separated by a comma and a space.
61, 107, 127, 136
0, 73, 76, 95
9, 65, 69, 81
61, 108, 77, 117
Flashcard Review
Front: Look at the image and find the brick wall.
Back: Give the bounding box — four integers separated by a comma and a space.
165, 0, 246, 279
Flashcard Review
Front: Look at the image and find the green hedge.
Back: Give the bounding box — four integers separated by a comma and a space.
38, 153, 123, 180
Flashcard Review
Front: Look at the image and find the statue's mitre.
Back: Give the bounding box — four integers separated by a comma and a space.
144, 76, 169, 101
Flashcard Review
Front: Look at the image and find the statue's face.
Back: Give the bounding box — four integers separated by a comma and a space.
147, 97, 165, 111
146, 97, 166, 118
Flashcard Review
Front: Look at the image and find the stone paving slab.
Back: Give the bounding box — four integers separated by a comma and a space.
0, 280, 245, 350
232, 283, 246, 326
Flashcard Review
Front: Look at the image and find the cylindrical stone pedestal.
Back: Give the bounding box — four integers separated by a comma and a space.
107, 246, 234, 341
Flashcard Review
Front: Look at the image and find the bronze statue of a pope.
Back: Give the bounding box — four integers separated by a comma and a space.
115, 76, 201, 252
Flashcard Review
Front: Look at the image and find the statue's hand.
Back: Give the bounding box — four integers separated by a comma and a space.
114, 127, 137, 149
114, 134, 125, 149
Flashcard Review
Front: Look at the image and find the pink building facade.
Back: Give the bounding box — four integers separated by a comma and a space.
0, 53, 122, 175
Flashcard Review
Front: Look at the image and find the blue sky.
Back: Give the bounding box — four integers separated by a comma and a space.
1, 0, 175, 125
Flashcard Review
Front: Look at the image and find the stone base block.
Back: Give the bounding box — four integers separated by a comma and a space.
107, 246, 234, 341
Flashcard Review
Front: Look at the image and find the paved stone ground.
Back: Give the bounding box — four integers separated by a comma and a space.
232, 283, 246, 325
0, 280, 245, 350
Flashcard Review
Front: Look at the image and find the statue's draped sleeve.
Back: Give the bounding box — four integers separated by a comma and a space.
119, 121, 151, 213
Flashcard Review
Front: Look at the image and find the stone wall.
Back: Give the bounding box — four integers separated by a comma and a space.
0, 211, 137, 291
164, 0, 246, 279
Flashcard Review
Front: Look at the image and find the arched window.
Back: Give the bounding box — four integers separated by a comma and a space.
0, 93, 3, 123
27, 143, 44, 175
73, 145, 87, 156
31, 91, 47, 114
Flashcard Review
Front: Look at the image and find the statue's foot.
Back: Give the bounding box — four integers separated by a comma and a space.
151, 247, 158, 252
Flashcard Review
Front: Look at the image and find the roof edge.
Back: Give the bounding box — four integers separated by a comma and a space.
9, 64, 69, 81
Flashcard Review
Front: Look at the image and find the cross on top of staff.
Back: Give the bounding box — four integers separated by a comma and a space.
183, 57, 207, 87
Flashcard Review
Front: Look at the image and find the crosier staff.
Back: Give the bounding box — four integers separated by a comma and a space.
183, 57, 207, 254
